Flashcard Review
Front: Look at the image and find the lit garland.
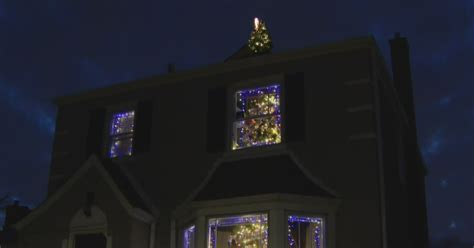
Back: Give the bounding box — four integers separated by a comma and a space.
109, 111, 135, 158
233, 85, 281, 150
288, 216, 323, 248
248, 18, 272, 54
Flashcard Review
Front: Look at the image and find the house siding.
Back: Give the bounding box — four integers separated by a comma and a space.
38, 40, 418, 248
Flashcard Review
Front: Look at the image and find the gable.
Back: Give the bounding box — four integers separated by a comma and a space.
14, 156, 155, 231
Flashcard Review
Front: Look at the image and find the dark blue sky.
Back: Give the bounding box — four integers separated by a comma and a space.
0, 0, 472, 244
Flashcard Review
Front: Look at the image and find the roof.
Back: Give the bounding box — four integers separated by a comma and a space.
54, 36, 382, 105
194, 154, 336, 201
14, 156, 156, 230
100, 158, 150, 212
224, 44, 268, 61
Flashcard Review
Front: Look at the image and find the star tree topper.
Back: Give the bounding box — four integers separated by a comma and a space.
248, 18, 273, 54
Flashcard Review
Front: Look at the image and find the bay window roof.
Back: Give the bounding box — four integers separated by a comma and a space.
194, 154, 335, 201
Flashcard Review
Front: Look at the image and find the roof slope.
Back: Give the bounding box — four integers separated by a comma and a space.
54, 36, 381, 105
100, 158, 150, 212
14, 156, 155, 230
224, 44, 270, 61
194, 154, 335, 201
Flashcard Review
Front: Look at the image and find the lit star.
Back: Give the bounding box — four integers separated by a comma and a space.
254, 17, 260, 30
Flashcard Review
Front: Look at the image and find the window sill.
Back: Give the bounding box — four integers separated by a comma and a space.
222, 143, 289, 160
107, 154, 136, 164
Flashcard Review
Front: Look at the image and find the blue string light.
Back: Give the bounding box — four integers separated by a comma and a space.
184, 225, 196, 248
109, 110, 135, 158
288, 216, 323, 248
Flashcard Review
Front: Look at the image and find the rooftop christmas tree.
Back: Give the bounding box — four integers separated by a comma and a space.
248, 18, 272, 54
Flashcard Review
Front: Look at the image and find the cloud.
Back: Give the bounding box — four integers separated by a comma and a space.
0, 0, 5, 18
0, 78, 55, 135
422, 128, 444, 161
449, 220, 458, 230
440, 179, 448, 188
439, 96, 452, 106
466, 0, 474, 48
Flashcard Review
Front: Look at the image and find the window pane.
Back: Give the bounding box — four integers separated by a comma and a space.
74, 233, 107, 248
109, 135, 133, 158
288, 216, 323, 248
235, 85, 280, 119
233, 85, 281, 150
208, 214, 268, 248
110, 111, 135, 135
233, 115, 281, 150
184, 225, 196, 248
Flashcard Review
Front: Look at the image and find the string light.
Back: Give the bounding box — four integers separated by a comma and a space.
288, 216, 323, 248
184, 225, 196, 248
233, 85, 281, 150
109, 110, 135, 158
110, 111, 135, 135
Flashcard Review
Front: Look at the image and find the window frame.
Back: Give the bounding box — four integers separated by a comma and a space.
284, 212, 327, 248
228, 74, 286, 151
180, 223, 197, 248
104, 103, 137, 159
172, 193, 339, 248
65, 206, 112, 248
206, 211, 271, 248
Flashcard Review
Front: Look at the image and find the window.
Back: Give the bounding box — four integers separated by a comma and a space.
108, 110, 135, 158
68, 206, 110, 248
74, 233, 107, 248
288, 216, 324, 248
208, 214, 268, 248
183, 225, 196, 248
232, 84, 281, 150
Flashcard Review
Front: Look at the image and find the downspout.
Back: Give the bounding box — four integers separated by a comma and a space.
149, 221, 156, 248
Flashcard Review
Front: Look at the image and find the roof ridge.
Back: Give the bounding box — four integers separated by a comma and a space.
54, 36, 376, 105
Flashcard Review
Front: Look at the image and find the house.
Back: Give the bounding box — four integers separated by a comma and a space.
9, 21, 429, 248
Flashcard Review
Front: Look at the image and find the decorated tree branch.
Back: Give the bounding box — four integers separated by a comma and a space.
248, 18, 273, 54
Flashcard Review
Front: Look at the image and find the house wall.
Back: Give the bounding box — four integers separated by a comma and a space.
291, 49, 383, 248
376, 74, 410, 248
46, 46, 390, 248
19, 167, 135, 248
130, 218, 150, 248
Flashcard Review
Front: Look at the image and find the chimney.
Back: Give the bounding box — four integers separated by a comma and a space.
389, 33, 417, 128
167, 63, 176, 73
3, 201, 30, 230
390, 33, 430, 248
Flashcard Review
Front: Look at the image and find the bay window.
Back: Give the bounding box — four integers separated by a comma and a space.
208, 214, 268, 248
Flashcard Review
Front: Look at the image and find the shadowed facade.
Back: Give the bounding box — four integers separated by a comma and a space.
2, 33, 429, 248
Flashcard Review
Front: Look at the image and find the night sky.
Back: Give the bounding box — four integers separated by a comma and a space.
0, 0, 472, 245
